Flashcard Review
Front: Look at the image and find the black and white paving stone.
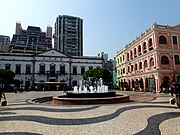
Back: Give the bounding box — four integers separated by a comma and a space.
0, 91, 179, 135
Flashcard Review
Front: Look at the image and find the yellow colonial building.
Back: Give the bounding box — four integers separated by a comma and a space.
116, 47, 127, 90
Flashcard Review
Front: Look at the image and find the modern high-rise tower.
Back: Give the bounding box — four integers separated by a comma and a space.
10, 22, 52, 52
0, 35, 10, 52
54, 15, 83, 56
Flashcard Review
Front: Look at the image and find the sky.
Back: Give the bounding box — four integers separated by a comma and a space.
1, 0, 180, 59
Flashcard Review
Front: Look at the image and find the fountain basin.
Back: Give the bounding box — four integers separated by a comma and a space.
53, 94, 129, 105
65, 91, 116, 98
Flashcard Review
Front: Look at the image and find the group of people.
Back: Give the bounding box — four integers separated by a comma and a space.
170, 82, 180, 96
159, 81, 180, 96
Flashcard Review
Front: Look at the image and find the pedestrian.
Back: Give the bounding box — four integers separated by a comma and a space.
63, 84, 68, 93
159, 83, 163, 93
0, 87, 6, 106
170, 81, 178, 97
14, 86, 18, 93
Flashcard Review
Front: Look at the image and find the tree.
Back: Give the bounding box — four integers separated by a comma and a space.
0, 69, 15, 90
83, 68, 112, 84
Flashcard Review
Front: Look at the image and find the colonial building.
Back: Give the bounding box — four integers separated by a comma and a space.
116, 47, 126, 89
116, 22, 180, 92
0, 50, 103, 89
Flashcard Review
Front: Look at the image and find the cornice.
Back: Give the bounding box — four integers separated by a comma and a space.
126, 29, 154, 50
125, 68, 174, 78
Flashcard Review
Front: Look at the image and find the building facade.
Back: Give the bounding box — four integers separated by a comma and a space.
0, 35, 10, 52
116, 22, 180, 92
0, 50, 102, 89
116, 47, 126, 89
54, 15, 83, 56
10, 22, 52, 52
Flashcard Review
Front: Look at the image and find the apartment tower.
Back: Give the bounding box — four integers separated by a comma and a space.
54, 15, 83, 56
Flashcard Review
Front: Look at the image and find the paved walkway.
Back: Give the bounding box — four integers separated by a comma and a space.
0, 91, 180, 135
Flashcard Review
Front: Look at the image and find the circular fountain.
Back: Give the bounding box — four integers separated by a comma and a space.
53, 78, 129, 105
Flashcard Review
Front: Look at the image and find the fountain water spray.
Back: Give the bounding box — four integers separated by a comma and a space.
73, 78, 108, 93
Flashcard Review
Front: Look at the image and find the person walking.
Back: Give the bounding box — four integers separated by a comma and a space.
0, 87, 6, 106
170, 81, 178, 97
159, 83, 164, 93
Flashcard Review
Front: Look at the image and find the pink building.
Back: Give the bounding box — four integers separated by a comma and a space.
117, 22, 180, 92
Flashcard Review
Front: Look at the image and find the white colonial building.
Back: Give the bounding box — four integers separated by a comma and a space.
0, 49, 103, 89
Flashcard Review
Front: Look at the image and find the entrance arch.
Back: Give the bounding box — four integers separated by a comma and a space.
139, 78, 144, 89
145, 78, 148, 89
162, 76, 170, 87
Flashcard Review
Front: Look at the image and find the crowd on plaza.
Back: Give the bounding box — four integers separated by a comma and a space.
159, 81, 180, 96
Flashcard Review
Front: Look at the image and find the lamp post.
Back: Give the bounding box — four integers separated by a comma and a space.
68, 56, 72, 87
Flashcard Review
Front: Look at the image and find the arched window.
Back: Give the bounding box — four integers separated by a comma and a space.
127, 53, 129, 61
72, 66, 77, 75
159, 35, 167, 44
150, 58, 154, 66
135, 63, 137, 71
144, 60, 148, 68
39, 65, 45, 74
161, 55, 169, 65
5, 63, 11, 70
134, 48, 137, 57
120, 57, 122, 62
139, 62, 142, 69
143, 42, 147, 53
25, 64, 31, 74
60, 64, 66, 74
131, 65, 134, 72
128, 66, 130, 72
50, 63, 56, 74
81, 66, 85, 75
138, 45, 141, 55
130, 50, 133, 59
117, 58, 119, 64
15, 64, 21, 74
148, 38, 153, 51
174, 55, 180, 64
